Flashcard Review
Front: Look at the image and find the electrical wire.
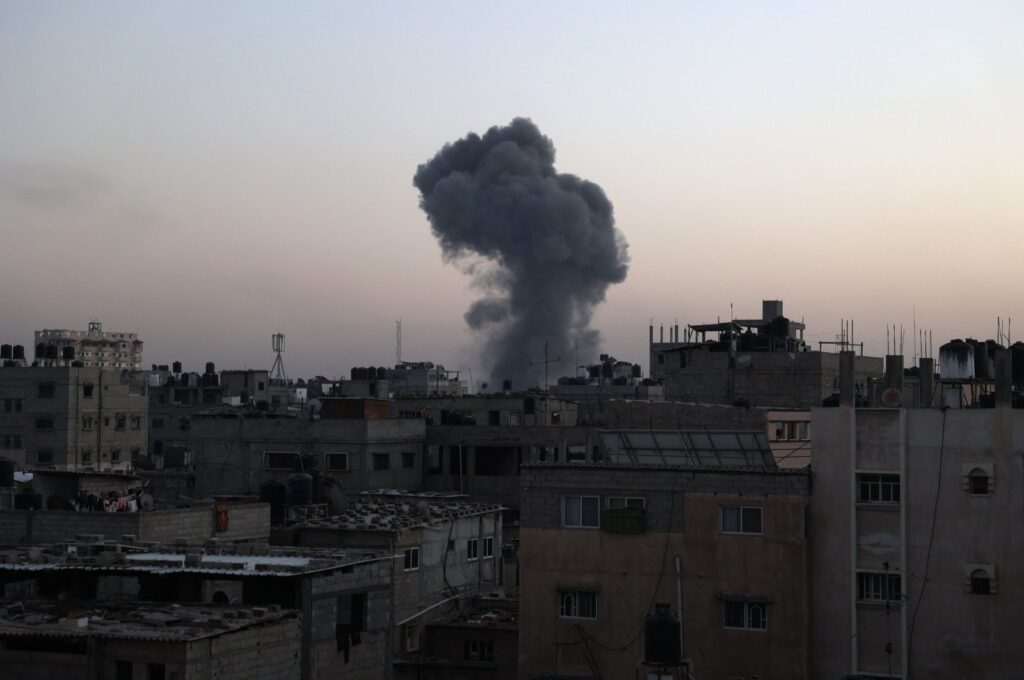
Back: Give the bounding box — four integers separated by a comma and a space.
906, 406, 947, 669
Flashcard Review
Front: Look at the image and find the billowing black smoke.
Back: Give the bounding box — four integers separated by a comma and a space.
414, 118, 629, 388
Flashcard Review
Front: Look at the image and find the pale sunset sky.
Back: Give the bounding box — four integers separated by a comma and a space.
2, 2, 1022, 383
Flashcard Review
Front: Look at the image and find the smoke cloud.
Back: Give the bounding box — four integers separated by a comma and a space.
414, 118, 629, 388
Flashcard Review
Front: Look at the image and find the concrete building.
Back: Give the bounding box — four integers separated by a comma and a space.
279, 491, 504, 665
0, 538, 395, 680
397, 596, 518, 680
0, 600, 301, 680
809, 350, 1024, 678
34, 321, 143, 370
0, 365, 147, 472
340, 363, 469, 399
649, 300, 883, 408
153, 410, 426, 506
766, 409, 813, 468
518, 437, 811, 679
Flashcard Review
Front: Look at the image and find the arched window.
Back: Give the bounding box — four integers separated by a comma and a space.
747, 604, 767, 630
968, 468, 990, 495
970, 569, 992, 595
212, 591, 230, 604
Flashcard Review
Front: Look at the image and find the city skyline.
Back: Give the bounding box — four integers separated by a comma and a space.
2, 2, 1022, 382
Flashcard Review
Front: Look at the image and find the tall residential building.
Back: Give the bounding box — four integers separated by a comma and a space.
0, 365, 147, 472
34, 320, 143, 369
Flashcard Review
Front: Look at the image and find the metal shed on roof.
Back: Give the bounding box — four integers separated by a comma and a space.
599, 429, 776, 468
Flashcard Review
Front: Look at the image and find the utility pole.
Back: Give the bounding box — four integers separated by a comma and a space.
530, 340, 561, 391
396, 320, 402, 366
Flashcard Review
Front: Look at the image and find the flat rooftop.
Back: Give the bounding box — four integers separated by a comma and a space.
0, 539, 386, 577
0, 600, 294, 642
295, 497, 503, 533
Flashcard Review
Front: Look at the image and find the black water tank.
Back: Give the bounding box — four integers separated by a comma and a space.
12, 345, 24, 360
1012, 342, 1024, 385
205, 362, 216, 375
71, 361, 84, 368
632, 364, 642, 379
35, 343, 46, 358
46, 345, 59, 360
643, 604, 682, 666
601, 363, 613, 378
259, 479, 287, 524
285, 472, 313, 506
350, 367, 358, 380
62, 346, 75, 361
502, 378, 512, 392
172, 361, 182, 374
972, 340, 990, 381
14, 488, 43, 510
0, 459, 14, 487
0, 345, 11, 360
587, 365, 600, 379
376, 366, 387, 380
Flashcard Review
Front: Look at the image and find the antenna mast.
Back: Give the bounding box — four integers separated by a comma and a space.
396, 320, 402, 366
530, 340, 562, 391
270, 333, 287, 383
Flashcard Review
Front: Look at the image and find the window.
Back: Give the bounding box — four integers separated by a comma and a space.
35, 417, 54, 430
607, 497, 645, 510
488, 410, 500, 426
37, 450, 54, 464
2, 399, 10, 413
83, 383, 94, 398
797, 421, 809, 440
373, 453, 390, 470
82, 416, 93, 431
325, 452, 350, 471
970, 569, 992, 595
551, 411, 561, 425
559, 591, 597, 619
37, 384, 55, 399
509, 411, 521, 426
403, 547, 420, 571
857, 572, 902, 603
483, 536, 494, 559
723, 600, 768, 631
566, 445, 587, 463
14, 399, 21, 413
12, 435, 21, 449
968, 468, 990, 495
858, 473, 900, 503
148, 663, 166, 680
1, 436, 8, 449
116, 660, 132, 680
721, 506, 762, 534
115, 415, 126, 430
464, 640, 494, 662
130, 416, 142, 430
111, 448, 121, 463
772, 421, 784, 440
404, 623, 420, 652
264, 451, 299, 470
467, 538, 479, 561
402, 452, 416, 468
562, 496, 600, 528
152, 418, 164, 429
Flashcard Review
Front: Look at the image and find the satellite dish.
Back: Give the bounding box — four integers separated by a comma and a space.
881, 388, 903, 407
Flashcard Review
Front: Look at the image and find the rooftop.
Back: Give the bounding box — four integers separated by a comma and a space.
0, 600, 294, 643
599, 429, 776, 467
0, 539, 385, 577
295, 497, 504, 533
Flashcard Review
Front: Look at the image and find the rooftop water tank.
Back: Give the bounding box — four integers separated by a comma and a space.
12, 345, 24, 360
1012, 342, 1024, 385
172, 361, 182, 374
940, 340, 975, 380
643, 603, 682, 666
285, 471, 313, 506
0, 345, 10, 359
14, 488, 43, 511
0, 459, 14, 488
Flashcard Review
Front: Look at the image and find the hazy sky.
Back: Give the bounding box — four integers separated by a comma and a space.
2, 2, 1022, 384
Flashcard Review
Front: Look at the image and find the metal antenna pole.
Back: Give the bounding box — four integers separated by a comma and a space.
530, 340, 562, 391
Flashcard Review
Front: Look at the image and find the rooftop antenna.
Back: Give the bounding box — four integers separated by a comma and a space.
396, 319, 402, 366
270, 332, 287, 383
530, 340, 561, 391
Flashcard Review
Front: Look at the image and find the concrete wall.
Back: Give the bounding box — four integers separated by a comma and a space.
810, 406, 1024, 678
519, 465, 810, 680
660, 350, 883, 408
0, 504, 269, 547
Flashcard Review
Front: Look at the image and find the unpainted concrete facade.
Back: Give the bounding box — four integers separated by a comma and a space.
519, 464, 811, 680
0, 366, 147, 472
810, 405, 1024, 678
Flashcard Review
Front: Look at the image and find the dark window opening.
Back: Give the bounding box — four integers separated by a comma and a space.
373, 453, 389, 470
475, 446, 517, 476
971, 570, 992, 595
488, 410, 500, 426
402, 452, 415, 468
969, 469, 990, 495
83, 383, 94, 398
38, 384, 55, 399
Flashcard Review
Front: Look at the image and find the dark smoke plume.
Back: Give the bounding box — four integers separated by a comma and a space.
414, 118, 629, 388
